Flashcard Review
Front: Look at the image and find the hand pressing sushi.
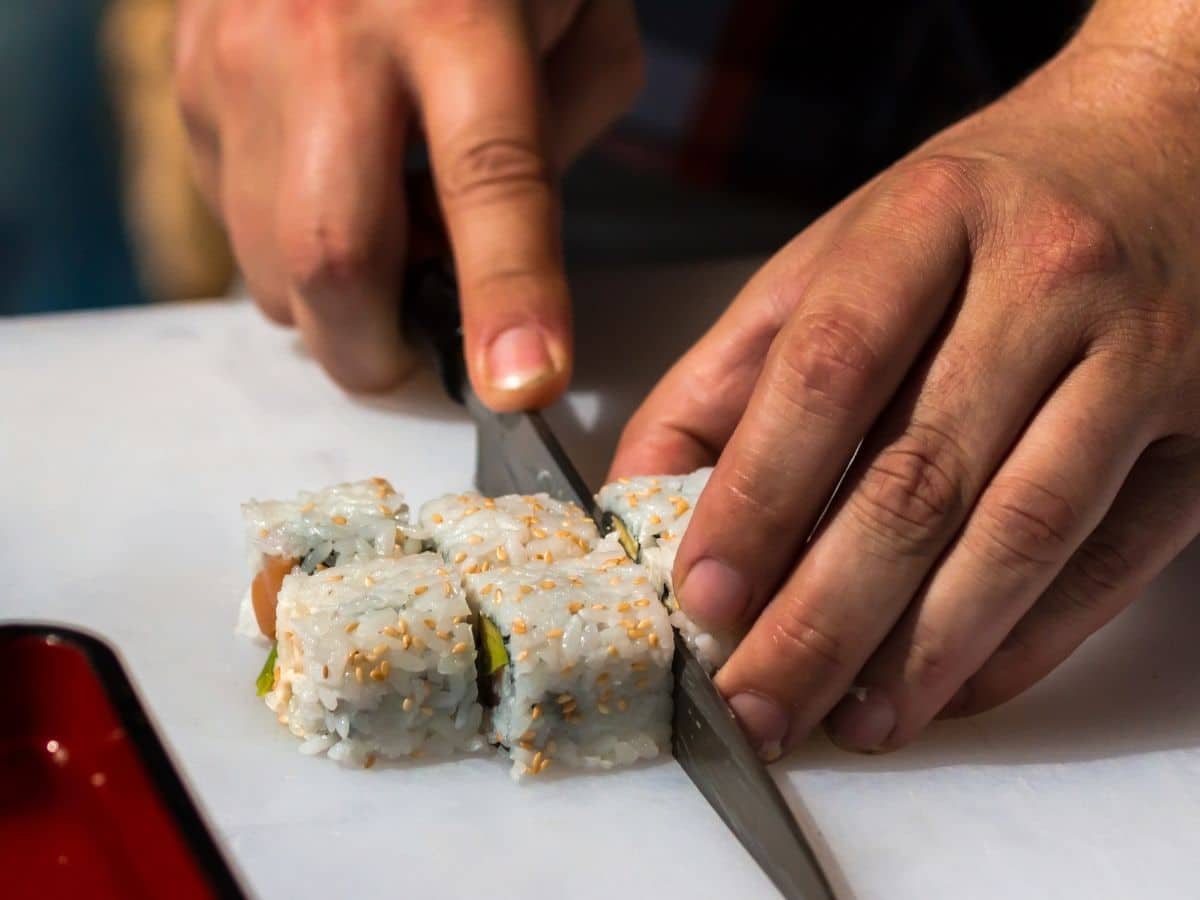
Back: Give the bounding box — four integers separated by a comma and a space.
174, 0, 641, 407
612, 2, 1200, 760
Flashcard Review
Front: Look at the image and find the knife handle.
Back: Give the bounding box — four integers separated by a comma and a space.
402, 258, 467, 405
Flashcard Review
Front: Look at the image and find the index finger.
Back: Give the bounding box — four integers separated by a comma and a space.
407, 3, 571, 411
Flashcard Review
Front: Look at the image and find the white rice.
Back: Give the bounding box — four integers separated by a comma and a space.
419, 492, 599, 577
597, 468, 740, 672
238, 478, 426, 636
466, 539, 673, 780
266, 553, 484, 766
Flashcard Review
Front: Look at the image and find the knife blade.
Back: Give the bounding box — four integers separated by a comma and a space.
404, 260, 836, 900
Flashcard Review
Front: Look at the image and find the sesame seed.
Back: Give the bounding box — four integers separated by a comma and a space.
451, 641, 469, 655
568, 602, 583, 614
636, 677, 650, 689
631, 661, 648, 671
546, 740, 558, 754
467, 534, 483, 545
512, 619, 527, 635
635, 599, 652, 608
626, 628, 641, 640
331, 515, 348, 526
344, 622, 359, 634
648, 514, 662, 526
380, 660, 390, 677
371, 643, 388, 658
363, 576, 375, 587
617, 699, 629, 712
411, 636, 426, 651
617, 602, 632, 612
397, 619, 409, 635
495, 589, 505, 604
355, 666, 364, 684
481, 583, 495, 595
648, 633, 660, 647
496, 546, 508, 561
592, 604, 607, 611
402, 697, 415, 712
519, 740, 535, 751
531, 527, 548, 539
402, 634, 413, 649
420, 706, 433, 717
258, 528, 269, 538
365, 754, 376, 768
322, 664, 329, 678
638, 618, 654, 630
383, 625, 400, 638
443, 582, 454, 597
609, 576, 621, 586
423, 618, 437, 629
517, 650, 530, 662
556, 694, 573, 704
453, 551, 467, 563
618, 477, 630, 484
436, 629, 451, 640
452, 614, 470, 624
531, 751, 545, 771
300, 502, 315, 513
379, 505, 393, 516
618, 619, 635, 629
413, 584, 428, 596
531, 704, 542, 720
326, 575, 343, 583
598, 704, 611, 715
607, 646, 619, 658
521, 730, 536, 742
541, 580, 557, 590
597, 672, 610, 683
431, 513, 444, 524
369, 667, 386, 682
484, 498, 496, 509
519, 584, 534, 595
545, 628, 563, 639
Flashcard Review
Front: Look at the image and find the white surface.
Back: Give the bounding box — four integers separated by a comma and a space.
2, 258, 1198, 900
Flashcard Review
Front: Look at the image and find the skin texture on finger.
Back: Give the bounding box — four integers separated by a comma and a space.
543, 0, 643, 169
407, 3, 571, 412
675, 168, 973, 653
950, 436, 1200, 718
708, 241, 1097, 758
608, 198, 859, 480
826, 361, 1156, 752
276, 36, 412, 392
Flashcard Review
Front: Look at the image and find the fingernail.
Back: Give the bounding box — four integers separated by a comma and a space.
486, 326, 556, 392
827, 687, 895, 753
728, 693, 789, 762
681, 558, 748, 628
936, 683, 971, 720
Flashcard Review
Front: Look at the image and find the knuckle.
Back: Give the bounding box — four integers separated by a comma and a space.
971, 476, 1079, 575
848, 422, 970, 557
1092, 296, 1198, 377
889, 155, 979, 215
1063, 536, 1139, 600
278, 214, 379, 299
212, 14, 257, 85
767, 605, 846, 680
1007, 198, 1124, 294
771, 311, 882, 423
438, 133, 552, 208
903, 630, 959, 692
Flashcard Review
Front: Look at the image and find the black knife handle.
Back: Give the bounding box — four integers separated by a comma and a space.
402, 258, 467, 405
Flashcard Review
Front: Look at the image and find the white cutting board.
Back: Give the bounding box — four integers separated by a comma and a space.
1, 259, 1197, 900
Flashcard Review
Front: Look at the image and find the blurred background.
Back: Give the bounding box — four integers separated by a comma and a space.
0, 0, 1087, 317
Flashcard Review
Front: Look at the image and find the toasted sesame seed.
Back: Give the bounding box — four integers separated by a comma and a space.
402, 696, 415, 712
452, 614, 470, 624
519, 584, 534, 595
531, 751, 545, 771
636, 677, 650, 689
638, 618, 654, 630
371, 643, 388, 658
633, 576, 648, 586
423, 618, 437, 629
607, 646, 619, 658
618, 477, 630, 484
609, 576, 621, 586
631, 661, 648, 671
452, 641, 469, 655
596, 672, 610, 683
431, 513, 444, 524
322, 664, 329, 679
380, 660, 390, 677
413, 584, 428, 596
648, 514, 662, 526
396, 618, 409, 635
436, 629, 452, 640
383, 625, 400, 638
495, 589, 505, 604
365, 754, 376, 768
496, 546, 508, 561
531, 704, 542, 720
543, 551, 555, 563
258, 527, 269, 538
402, 633, 412, 649
299, 502, 315, 513
484, 498, 496, 509
617, 698, 629, 712
363, 576, 375, 588
635, 599, 652, 608
545, 628, 563, 639
648, 633, 660, 647
540, 579, 557, 590
556, 694, 573, 705
512, 619, 527, 635
331, 515, 348, 526
326, 574, 343, 583
355, 666, 364, 684
420, 706, 433, 717
617, 601, 632, 612
521, 730, 536, 742
592, 604, 607, 611
481, 583, 495, 595
618, 619, 635, 629
598, 704, 611, 715
568, 602, 583, 614
411, 636, 426, 651
453, 551, 467, 564
531, 527, 548, 539
626, 628, 641, 640
443, 582, 454, 597
344, 622, 359, 634
561, 662, 576, 674
467, 534, 483, 545
369, 667, 386, 682
517, 650, 530, 662
519, 740, 535, 751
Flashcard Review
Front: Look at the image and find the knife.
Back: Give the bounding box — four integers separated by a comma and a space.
404, 260, 836, 900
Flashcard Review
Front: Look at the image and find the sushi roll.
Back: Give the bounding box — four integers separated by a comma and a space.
596, 468, 712, 560
239, 478, 425, 639
419, 491, 599, 576
467, 541, 673, 779
597, 468, 740, 673
264, 553, 484, 766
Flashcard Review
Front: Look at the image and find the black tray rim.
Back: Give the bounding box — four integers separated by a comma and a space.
0, 622, 247, 900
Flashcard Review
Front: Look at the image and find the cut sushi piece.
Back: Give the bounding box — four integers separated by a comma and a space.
266, 553, 484, 766
239, 478, 425, 639
466, 541, 673, 779
596, 468, 712, 560
598, 468, 740, 673
419, 491, 599, 576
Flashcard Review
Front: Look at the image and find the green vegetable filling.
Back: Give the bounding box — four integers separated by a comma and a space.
255, 644, 278, 697
479, 617, 509, 675
604, 512, 640, 561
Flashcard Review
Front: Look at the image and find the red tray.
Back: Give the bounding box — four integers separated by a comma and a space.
0, 625, 245, 900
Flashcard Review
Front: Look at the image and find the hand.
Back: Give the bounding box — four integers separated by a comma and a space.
612, 40, 1200, 758
174, 0, 641, 408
